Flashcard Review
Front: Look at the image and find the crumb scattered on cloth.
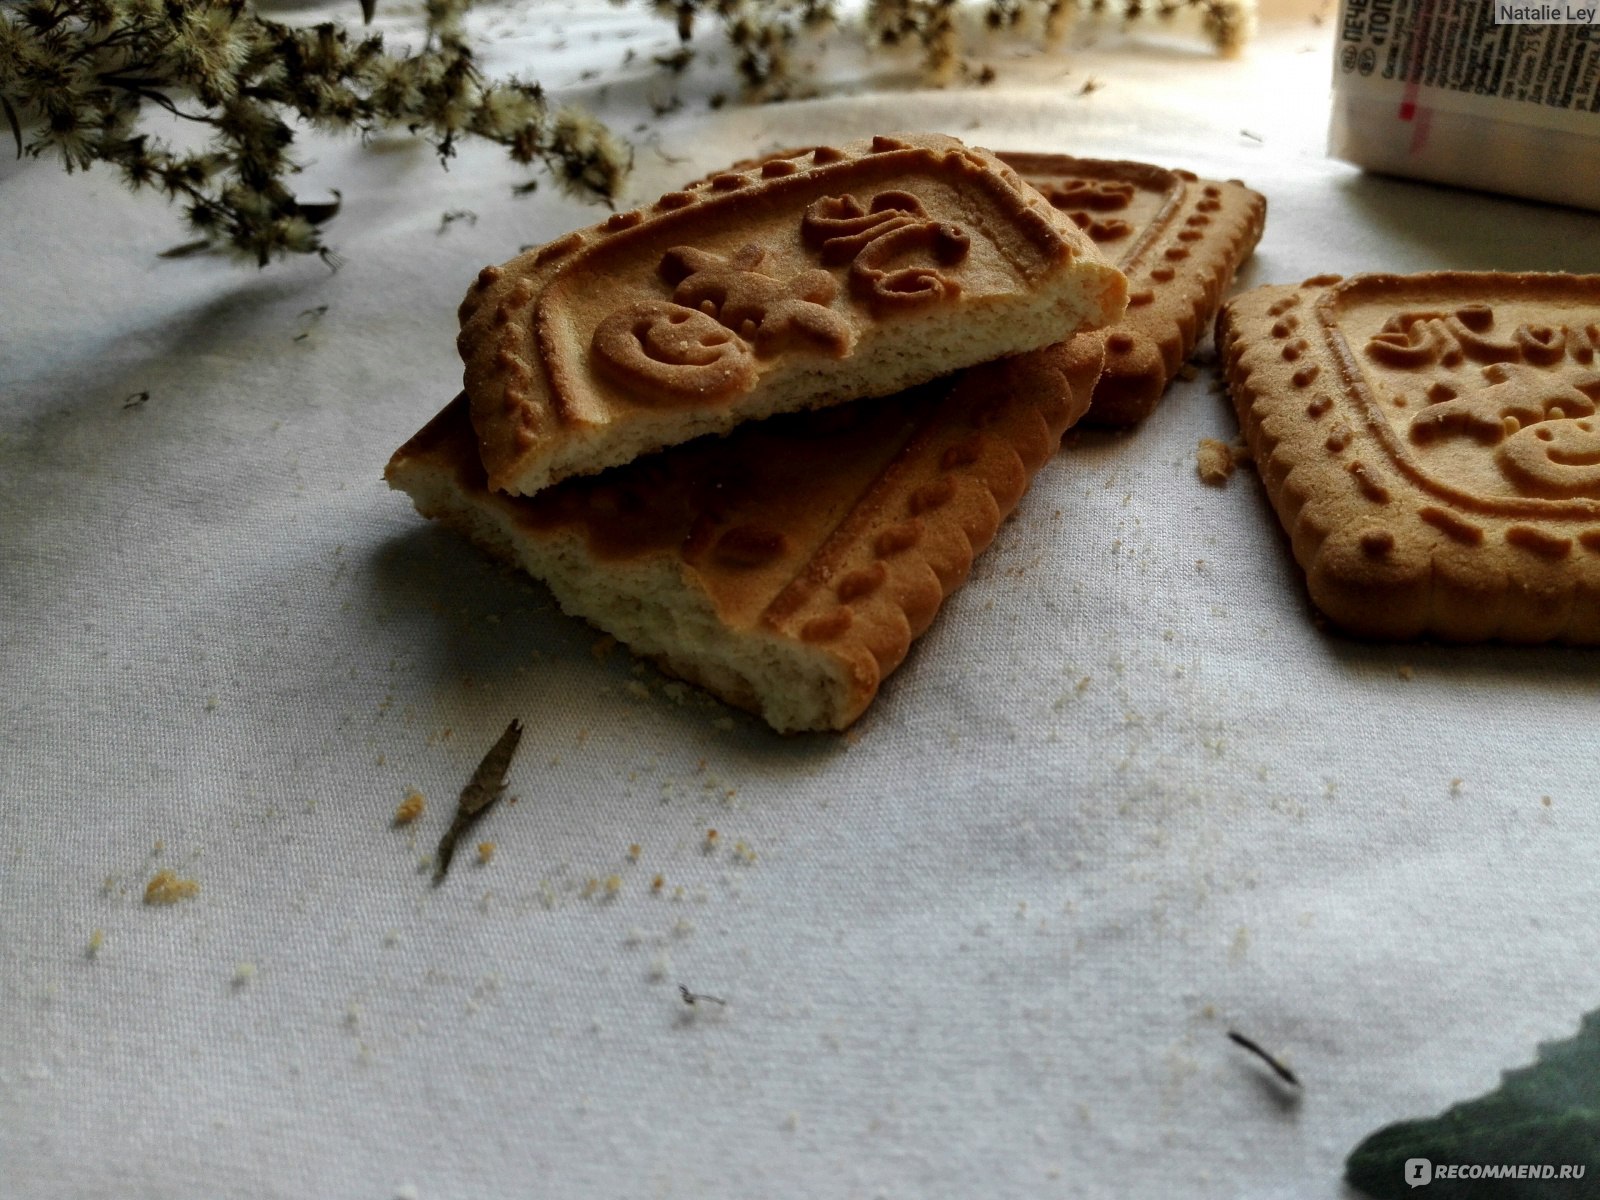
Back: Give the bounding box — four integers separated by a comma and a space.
1197, 437, 1251, 485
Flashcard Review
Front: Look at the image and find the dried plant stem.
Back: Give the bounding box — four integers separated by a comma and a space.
1, 0, 1252, 266
1, 0, 629, 264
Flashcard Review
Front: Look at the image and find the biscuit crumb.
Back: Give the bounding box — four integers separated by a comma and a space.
144, 869, 199, 905
581, 878, 599, 898
1178, 362, 1200, 382
704, 828, 719, 851
604, 874, 622, 896
1196, 438, 1237, 486
625, 681, 651, 700
1542, 795, 1553, 807
232, 962, 257, 986
732, 840, 757, 864
1397, 665, 1414, 681
477, 841, 496, 865
591, 636, 616, 660
394, 790, 425, 825
86, 929, 104, 957
1450, 778, 1464, 795
651, 873, 665, 892
627, 844, 641, 862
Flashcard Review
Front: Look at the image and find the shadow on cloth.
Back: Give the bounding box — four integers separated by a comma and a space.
1333, 173, 1600, 274
367, 525, 854, 769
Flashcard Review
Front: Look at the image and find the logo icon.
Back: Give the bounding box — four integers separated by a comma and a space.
1405, 1158, 1433, 1187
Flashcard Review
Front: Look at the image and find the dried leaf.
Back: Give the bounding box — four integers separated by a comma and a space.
433, 718, 523, 885
296, 190, 343, 227
1346, 1009, 1600, 1197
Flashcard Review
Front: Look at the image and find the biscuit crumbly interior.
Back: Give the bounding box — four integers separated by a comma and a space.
392, 458, 854, 732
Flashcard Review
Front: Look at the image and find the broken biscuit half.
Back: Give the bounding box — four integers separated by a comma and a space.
388, 335, 1106, 732
456, 132, 1126, 495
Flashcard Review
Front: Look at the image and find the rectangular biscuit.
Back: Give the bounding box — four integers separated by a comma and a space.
999, 152, 1266, 426
458, 133, 1126, 496
1217, 271, 1600, 642
388, 335, 1106, 732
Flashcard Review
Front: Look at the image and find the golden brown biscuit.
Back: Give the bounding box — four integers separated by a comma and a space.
717, 148, 1266, 426
1217, 272, 1600, 641
997, 153, 1266, 426
457, 133, 1126, 495
388, 335, 1105, 732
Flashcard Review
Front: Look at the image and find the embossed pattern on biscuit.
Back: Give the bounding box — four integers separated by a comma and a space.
998, 153, 1267, 426
1218, 272, 1600, 643
459, 134, 1126, 496
711, 147, 1264, 427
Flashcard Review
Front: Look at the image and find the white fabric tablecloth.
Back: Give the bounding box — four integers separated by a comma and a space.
6, 3, 1600, 1197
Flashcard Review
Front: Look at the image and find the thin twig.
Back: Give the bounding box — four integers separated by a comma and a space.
1, 95, 22, 159
1227, 1030, 1300, 1087
679, 984, 726, 1007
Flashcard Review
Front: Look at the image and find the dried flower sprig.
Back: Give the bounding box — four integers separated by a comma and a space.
660, 0, 837, 99
2, 0, 1253, 266
865, 0, 1254, 78
669, 0, 1253, 94
0, 0, 629, 264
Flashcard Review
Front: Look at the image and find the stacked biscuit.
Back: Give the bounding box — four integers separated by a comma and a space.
388, 133, 1268, 731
